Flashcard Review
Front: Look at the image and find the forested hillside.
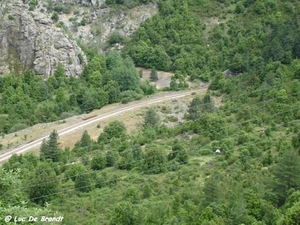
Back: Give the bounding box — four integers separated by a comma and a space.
0, 52, 155, 135
1, 0, 300, 224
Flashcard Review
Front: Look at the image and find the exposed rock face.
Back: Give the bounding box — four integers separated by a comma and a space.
47, 0, 158, 51
0, 1, 87, 77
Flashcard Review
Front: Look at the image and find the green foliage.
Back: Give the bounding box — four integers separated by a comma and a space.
64, 164, 87, 182
109, 201, 141, 225
74, 168, 94, 192
276, 89, 288, 103
124, 186, 140, 203
98, 120, 127, 143
108, 32, 126, 45
28, 162, 60, 204
117, 150, 133, 170
124, 0, 206, 72
142, 183, 152, 199
0, 168, 25, 205
104, 80, 121, 104
8, 14, 14, 20
271, 149, 300, 206
111, 57, 140, 92
91, 154, 106, 170
279, 202, 300, 225
0, 50, 151, 134
79, 130, 93, 148
142, 145, 167, 174
3, 0, 300, 224
40, 130, 61, 162
143, 108, 160, 127
80, 17, 87, 26
168, 139, 188, 164
202, 171, 223, 207
150, 68, 158, 81
0, 204, 56, 225
28, 0, 38, 11
187, 96, 202, 120
106, 150, 117, 167
51, 12, 59, 22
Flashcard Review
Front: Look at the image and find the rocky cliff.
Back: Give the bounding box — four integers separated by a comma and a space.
0, 0, 157, 77
0, 0, 87, 77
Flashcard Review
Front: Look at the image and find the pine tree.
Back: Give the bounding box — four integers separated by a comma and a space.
106, 150, 117, 167
29, 162, 59, 204
271, 149, 300, 206
150, 68, 158, 81
142, 183, 152, 199
40, 130, 60, 162
144, 108, 160, 127
187, 96, 202, 120
48, 130, 60, 161
202, 171, 223, 207
80, 130, 92, 148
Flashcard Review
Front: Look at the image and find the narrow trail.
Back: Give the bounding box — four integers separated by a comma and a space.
0, 88, 207, 163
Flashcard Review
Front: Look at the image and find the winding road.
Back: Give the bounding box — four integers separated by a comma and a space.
0, 89, 207, 163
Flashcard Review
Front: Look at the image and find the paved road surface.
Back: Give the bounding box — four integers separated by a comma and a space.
0, 89, 206, 163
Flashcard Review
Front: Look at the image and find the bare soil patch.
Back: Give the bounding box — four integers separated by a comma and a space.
0, 89, 208, 154
138, 67, 173, 89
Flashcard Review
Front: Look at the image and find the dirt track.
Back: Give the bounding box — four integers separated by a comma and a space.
0, 88, 207, 163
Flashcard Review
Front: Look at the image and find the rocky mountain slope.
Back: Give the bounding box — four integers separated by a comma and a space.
0, 0, 87, 77
0, 0, 157, 77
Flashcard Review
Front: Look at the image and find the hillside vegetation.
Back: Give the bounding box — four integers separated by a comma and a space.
0, 52, 155, 136
1, 0, 300, 224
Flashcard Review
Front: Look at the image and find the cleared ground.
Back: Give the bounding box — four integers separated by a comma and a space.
0, 88, 208, 163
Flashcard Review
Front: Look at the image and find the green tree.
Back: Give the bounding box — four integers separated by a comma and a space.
150, 68, 158, 81
104, 80, 121, 104
98, 120, 127, 143
106, 150, 117, 167
229, 53, 244, 73
278, 202, 300, 225
124, 186, 140, 203
89, 71, 103, 88
106, 51, 123, 70
111, 57, 140, 92
109, 201, 141, 225
0, 168, 25, 205
187, 96, 202, 120
80, 130, 92, 148
276, 89, 288, 103
82, 55, 106, 82
142, 145, 167, 174
91, 154, 106, 170
74, 168, 94, 192
202, 171, 223, 207
64, 164, 87, 182
142, 183, 152, 199
29, 162, 60, 204
132, 144, 143, 161
117, 150, 134, 170
271, 149, 300, 206
144, 108, 160, 127
202, 93, 214, 112
51, 12, 59, 22
168, 139, 184, 160
40, 130, 61, 162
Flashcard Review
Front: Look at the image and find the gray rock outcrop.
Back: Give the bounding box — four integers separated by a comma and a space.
0, 0, 87, 77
